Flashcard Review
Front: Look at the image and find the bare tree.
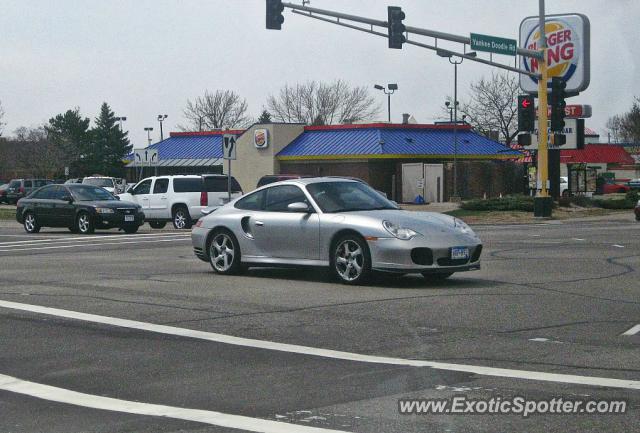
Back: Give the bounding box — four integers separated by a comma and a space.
266, 80, 380, 125
180, 90, 251, 131
11, 126, 65, 177
606, 114, 625, 143
0, 100, 5, 137
446, 72, 520, 145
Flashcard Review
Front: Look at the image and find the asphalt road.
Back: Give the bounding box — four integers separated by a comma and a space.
0, 215, 638, 433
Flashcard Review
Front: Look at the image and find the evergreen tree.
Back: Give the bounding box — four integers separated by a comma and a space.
46, 108, 91, 176
90, 103, 131, 176
258, 110, 272, 123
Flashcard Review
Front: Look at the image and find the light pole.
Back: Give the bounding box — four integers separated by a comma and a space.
157, 114, 168, 141
144, 127, 154, 146
374, 83, 398, 123
437, 50, 475, 201
115, 116, 127, 132
444, 101, 457, 123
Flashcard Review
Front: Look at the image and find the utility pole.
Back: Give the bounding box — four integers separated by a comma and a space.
535, 0, 552, 217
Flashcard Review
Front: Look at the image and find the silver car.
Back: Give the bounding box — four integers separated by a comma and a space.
191, 178, 482, 284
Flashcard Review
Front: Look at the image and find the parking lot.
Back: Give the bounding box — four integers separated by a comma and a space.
0, 215, 639, 433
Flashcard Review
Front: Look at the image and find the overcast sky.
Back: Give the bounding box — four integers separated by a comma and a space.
1, 0, 638, 146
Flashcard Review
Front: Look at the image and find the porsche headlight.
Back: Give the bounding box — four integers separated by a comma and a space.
95, 207, 115, 214
382, 220, 419, 240
453, 218, 471, 234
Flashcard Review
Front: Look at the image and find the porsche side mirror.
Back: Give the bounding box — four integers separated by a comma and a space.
287, 202, 311, 213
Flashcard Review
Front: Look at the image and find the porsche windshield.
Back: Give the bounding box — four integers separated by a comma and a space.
306, 181, 397, 213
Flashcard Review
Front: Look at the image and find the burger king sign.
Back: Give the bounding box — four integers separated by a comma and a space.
519, 13, 590, 94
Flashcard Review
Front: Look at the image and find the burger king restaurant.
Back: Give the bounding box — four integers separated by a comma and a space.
127, 122, 522, 203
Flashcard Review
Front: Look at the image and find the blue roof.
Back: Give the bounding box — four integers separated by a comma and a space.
147, 134, 223, 159
277, 126, 521, 159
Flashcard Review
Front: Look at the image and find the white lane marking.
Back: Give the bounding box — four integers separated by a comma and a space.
572, 238, 585, 241
612, 244, 625, 248
0, 232, 190, 246
621, 324, 640, 336
1, 300, 639, 390
0, 237, 191, 252
0, 374, 345, 433
529, 338, 562, 344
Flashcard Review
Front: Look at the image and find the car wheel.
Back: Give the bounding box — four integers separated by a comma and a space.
23, 212, 40, 233
123, 226, 139, 234
77, 212, 95, 234
149, 221, 167, 229
422, 272, 454, 281
172, 206, 192, 230
561, 189, 569, 197
331, 234, 371, 285
208, 229, 243, 274
619, 188, 626, 194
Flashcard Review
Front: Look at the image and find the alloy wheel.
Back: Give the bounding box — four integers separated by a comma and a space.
174, 210, 187, 229
335, 239, 364, 282
210, 233, 235, 272
25, 214, 36, 232
78, 214, 90, 233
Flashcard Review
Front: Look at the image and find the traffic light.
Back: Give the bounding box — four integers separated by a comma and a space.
266, 0, 284, 30
388, 6, 406, 49
518, 95, 535, 132
550, 77, 567, 132
552, 133, 566, 146
517, 134, 532, 147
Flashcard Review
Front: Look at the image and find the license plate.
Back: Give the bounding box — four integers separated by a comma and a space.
124, 215, 134, 222
451, 247, 469, 260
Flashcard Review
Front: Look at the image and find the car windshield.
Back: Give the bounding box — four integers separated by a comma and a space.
70, 185, 116, 201
83, 178, 114, 188
306, 181, 397, 213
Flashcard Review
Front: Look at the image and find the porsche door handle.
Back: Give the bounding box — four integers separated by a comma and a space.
254, 221, 264, 226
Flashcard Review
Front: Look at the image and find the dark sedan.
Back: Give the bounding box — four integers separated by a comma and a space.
16, 184, 145, 234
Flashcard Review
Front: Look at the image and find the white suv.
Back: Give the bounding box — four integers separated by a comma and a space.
118, 175, 242, 229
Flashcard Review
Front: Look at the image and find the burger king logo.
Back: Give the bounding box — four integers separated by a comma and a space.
522, 19, 581, 86
254, 128, 268, 149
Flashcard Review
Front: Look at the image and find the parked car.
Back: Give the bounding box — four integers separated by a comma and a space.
118, 174, 242, 229
191, 177, 482, 284
82, 176, 122, 194
256, 174, 312, 188
16, 184, 144, 234
627, 178, 640, 190
0, 183, 9, 204
602, 179, 631, 195
64, 178, 84, 184
6, 179, 53, 204
560, 176, 569, 197
635, 199, 640, 221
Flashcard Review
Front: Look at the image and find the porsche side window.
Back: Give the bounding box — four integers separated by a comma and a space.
235, 189, 265, 210
265, 185, 308, 212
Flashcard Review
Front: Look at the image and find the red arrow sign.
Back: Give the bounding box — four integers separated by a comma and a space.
521, 98, 531, 108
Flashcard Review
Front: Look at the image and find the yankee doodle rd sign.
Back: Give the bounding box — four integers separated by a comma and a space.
470, 33, 517, 56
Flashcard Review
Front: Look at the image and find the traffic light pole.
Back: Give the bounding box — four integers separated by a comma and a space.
534, 0, 553, 217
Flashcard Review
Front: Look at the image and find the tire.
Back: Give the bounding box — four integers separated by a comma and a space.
23, 212, 40, 234
561, 189, 569, 198
331, 234, 371, 285
172, 206, 192, 230
149, 221, 167, 229
422, 272, 454, 281
76, 212, 95, 234
123, 226, 139, 234
208, 229, 243, 275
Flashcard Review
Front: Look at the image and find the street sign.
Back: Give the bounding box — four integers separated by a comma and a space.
470, 33, 517, 56
519, 14, 591, 94
133, 148, 158, 166
223, 135, 237, 160
525, 118, 584, 150
537, 104, 591, 119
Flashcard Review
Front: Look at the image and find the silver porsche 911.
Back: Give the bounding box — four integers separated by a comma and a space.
191, 177, 482, 284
